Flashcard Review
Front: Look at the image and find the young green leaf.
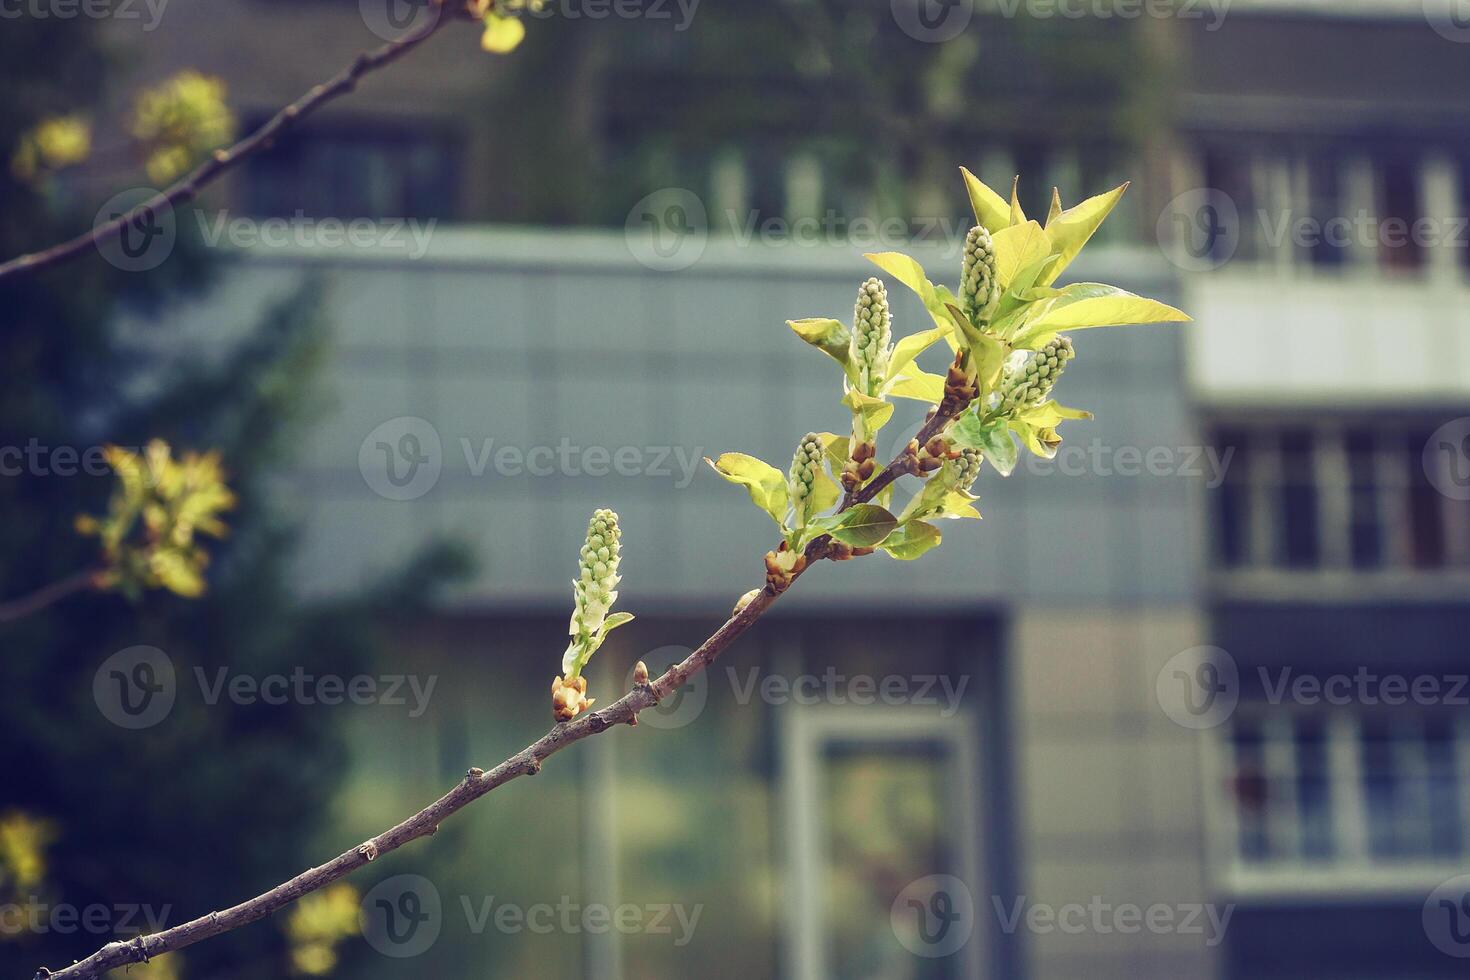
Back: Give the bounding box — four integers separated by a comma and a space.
1008, 176, 1027, 226
1014, 400, 1093, 428
990, 220, 1053, 292
879, 520, 942, 560
886, 371, 945, 404
1040, 183, 1129, 286
815, 432, 850, 474
788, 317, 854, 373
842, 388, 895, 439
889, 324, 951, 380
1046, 187, 1063, 227
597, 611, 635, 637
1012, 283, 1190, 347
707, 453, 789, 527
808, 503, 899, 548
950, 414, 1019, 477
960, 167, 1012, 232
862, 252, 951, 332
935, 489, 982, 520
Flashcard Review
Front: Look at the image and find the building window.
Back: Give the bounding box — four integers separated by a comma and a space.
1210, 707, 1469, 894
1376, 153, 1426, 273
242, 122, 460, 220
1209, 421, 1470, 577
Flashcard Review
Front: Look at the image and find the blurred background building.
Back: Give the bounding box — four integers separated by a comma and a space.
4, 0, 1468, 978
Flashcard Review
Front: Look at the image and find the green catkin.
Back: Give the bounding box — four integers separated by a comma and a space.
850, 277, 892, 394
960, 225, 999, 325
788, 433, 824, 523
569, 508, 622, 652
999, 336, 1074, 413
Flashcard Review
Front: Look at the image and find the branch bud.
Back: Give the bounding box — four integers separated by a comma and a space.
842, 440, 878, 490
551, 674, 595, 722
733, 588, 761, 618
939, 350, 978, 417
764, 542, 806, 594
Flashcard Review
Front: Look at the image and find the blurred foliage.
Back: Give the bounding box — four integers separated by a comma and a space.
75, 441, 235, 600
130, 70, 235, 184
285, 883, 360, 975
9, 114, 91, 185
0, 810, 57, 896
107, 952, 181, 980
0, 17, 467, 980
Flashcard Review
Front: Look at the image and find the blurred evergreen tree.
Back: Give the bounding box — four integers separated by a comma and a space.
0, 17, 465, 978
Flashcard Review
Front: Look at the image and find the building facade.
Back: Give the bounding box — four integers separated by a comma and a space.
111, 1, 1470, 976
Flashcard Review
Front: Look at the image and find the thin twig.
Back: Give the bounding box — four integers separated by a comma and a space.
34, 398, 969, 980
0, 569, 99, 625
0, 2, 463, 283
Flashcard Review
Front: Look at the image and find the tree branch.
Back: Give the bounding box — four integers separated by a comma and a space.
0, 1, 463, 283
34, 398, 969, 980
0, 568, 99, 625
